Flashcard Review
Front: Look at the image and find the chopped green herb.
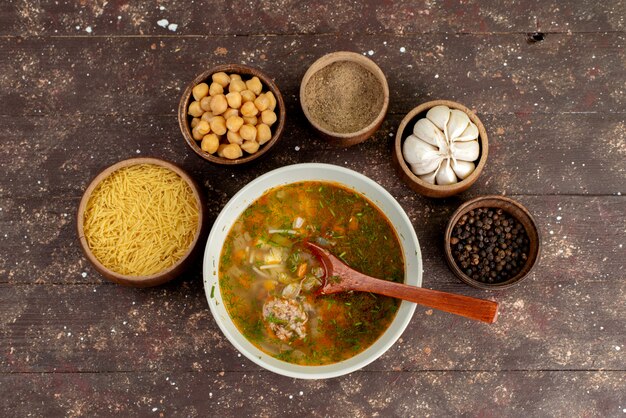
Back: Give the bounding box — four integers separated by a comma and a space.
218, 180, 404, 366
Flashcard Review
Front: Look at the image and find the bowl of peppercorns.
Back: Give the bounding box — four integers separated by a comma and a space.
444, 196, 541, 289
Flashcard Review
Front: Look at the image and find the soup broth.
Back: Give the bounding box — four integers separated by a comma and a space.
219, 181, 404, 365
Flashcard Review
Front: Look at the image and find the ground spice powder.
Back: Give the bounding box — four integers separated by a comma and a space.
304, 61, 384, 134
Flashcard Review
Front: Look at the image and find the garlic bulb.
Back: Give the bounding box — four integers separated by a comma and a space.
402, 105, 480, 185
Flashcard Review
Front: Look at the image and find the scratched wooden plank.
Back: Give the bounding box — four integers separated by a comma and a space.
0, 273, 623, 373
1, 150, 625, 286
1, 161, 624, 286
0, 371, 624, 417
0, 33, 624, 117
0, 111, 624, 199
1, 195, 624, 373
0, 1, 624, 417
1, 0, 623, 36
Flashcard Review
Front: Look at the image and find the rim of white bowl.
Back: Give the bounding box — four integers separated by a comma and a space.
203, 163, 422, 379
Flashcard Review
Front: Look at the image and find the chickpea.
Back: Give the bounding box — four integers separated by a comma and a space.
210, 94, 228, 115
240, 90, 256, 103
239, 124, 257, 142
216, 144, 229, 158
192, 83, 209, 101
229, 73, 242, 81
226, 115, 244, 132
201, 134, 220, 154
246, 76, 263, 95
241, 140, 260, 154
188, 101, 204, 117
227, 130, 243, 145
222, 143, 243, 160
192, 126, 204, 141
254, 94, 270, 112
229, 78, 246, 93
212, 72, 230, 88
201, 111, 216, 123
257, 123, 272, 145
265, 91, 277, 111
209, 82, 224, 96
241, 101, 259, 117
222, 108, 239, 120
209, 116, 227, 136
190, 117, 200, 129
200, 96, 212, 111
243, 116, 258, 125
261, 110, 277, 126
196, 120, 211, 135
226, 92, 242, 109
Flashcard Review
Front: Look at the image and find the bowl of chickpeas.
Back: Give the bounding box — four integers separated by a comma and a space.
178, 64, 286, 164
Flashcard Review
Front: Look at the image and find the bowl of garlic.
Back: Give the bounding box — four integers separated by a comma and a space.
393, 100, 488, 198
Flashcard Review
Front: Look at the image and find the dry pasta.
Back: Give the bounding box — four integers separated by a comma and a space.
83, 164, 199, 276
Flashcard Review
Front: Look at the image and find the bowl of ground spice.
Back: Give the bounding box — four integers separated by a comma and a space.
300, 51, 389, 147
444, 196, 541, 290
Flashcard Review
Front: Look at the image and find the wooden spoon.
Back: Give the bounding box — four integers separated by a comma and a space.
304, 242, 498, 323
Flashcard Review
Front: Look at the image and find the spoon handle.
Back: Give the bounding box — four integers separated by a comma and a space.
344, 273, 498, 323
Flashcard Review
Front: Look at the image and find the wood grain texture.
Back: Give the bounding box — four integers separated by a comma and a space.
1, 371, 624, 417
1, 194, 624, 374
1, 1, 625, 416
1, 194, 624, 286
0, 112, 624, 199
0, 273, 623, 373
0, 33, 624, 117
1, 0, 624, 36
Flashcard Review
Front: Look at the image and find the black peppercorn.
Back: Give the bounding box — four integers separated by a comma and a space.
451, 207, 530, 284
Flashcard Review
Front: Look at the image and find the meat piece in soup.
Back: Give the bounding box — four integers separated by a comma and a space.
219, 181, 404, 366
263, 298, 308, 341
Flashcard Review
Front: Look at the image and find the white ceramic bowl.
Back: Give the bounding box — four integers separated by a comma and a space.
203, 163, 422, 379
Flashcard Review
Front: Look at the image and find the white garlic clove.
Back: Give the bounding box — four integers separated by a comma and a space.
413, 118, 445, 147
454, 121, 479, 142
426, 105, 450, 131
451, 140, 480, 161
410, 155, 443, 175
445, 109, 470, 142
418, 170, 438, 184
451, 159, 476, 179
402, 134, 439, 164
435, 158, 458, 185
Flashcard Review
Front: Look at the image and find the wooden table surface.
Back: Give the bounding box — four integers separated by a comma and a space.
1, 1, 625, 416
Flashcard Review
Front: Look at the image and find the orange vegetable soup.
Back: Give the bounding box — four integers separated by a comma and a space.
219, 181, 404, 365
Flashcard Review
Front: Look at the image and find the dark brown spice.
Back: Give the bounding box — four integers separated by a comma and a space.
451, 208, 530, 284
304, 61, 384, 134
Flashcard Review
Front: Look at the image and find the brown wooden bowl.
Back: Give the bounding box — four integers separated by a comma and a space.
444, 195, 541, 290
76, 157, 207, 287
300, 51, 389, 147
393, 100, 488, 198
178, 64, 286, 165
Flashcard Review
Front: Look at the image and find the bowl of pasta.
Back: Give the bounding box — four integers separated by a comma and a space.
77, 157, 207, 287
